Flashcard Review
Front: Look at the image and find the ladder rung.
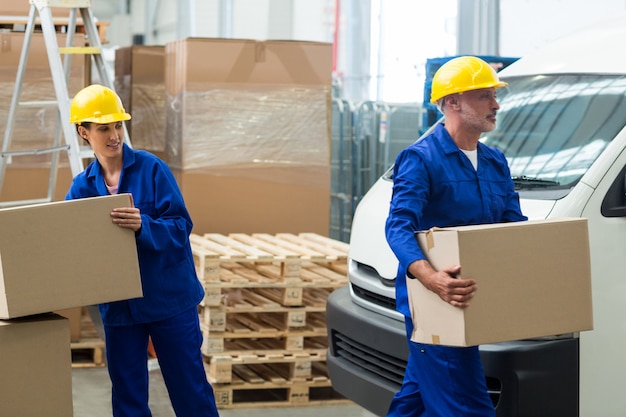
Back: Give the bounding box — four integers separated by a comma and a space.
36, 0, 92, 8
19, 100, 58, 108
0, 198, 53, 209
1, 145, 70, 158
58, 46, 101, 55
79, 146, 94, 159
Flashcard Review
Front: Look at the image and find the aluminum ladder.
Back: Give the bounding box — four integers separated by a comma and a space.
0, 0, 131, 208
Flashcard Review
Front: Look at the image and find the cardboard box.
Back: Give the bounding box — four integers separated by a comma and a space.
0, 0, 91, 17
0, 313, 73, 417
56, 306, 83, 342
408, 218, 594, 347
0, 166, 74, 203
173, 167, 330, 235
114, 45, 167, 156
164, 38, 332, 235
0, 194, 142, 319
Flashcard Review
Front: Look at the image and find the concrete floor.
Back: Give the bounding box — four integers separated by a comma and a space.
72, 360, 378, 417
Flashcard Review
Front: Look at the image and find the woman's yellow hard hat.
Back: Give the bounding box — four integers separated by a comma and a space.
430, 56, 508, 104
69, 84, 131, 124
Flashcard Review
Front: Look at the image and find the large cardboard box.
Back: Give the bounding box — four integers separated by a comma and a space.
408, 218, 594, 347
165, 38, 332, 235
0, 194, 142, 319
173, 167, 330, 235
115, 45, 167, 157
0, 313, 73, 417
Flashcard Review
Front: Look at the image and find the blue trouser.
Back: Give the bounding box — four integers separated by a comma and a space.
104, 307, 219, 417
386, 317, 495, 417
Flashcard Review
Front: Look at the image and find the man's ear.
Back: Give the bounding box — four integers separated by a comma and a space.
446, 94, 461, 109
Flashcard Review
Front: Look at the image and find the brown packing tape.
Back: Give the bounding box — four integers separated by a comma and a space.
226, 40, 328, 85
226, 41, 257, 83
425, 229, 435, 251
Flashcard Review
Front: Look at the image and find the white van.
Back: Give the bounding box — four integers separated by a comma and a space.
326, 14, 626, 417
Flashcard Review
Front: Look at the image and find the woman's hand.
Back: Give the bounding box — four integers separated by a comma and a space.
111, 207, 142, 232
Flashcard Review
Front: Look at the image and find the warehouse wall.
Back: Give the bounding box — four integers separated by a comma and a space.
97, 0, 626, 103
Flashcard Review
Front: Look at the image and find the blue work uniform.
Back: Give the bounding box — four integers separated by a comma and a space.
385, 123, 527, 417
66, 144, 219, 417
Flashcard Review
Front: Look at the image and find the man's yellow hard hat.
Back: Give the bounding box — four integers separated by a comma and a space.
430, 56, 508, 104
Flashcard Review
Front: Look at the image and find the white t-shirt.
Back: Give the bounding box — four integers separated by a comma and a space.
461, 148, 478, 170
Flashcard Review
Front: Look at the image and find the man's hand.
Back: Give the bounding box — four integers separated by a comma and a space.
408, 261, 477, 308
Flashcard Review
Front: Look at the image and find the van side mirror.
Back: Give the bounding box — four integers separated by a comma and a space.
601, 164, 626, 217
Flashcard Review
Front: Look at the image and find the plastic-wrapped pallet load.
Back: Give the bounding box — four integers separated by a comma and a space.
164, 38, 333, 235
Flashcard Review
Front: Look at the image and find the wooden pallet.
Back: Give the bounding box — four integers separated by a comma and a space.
201, 324, 328, 356
191, 233, 349, 285
71, 337, 105, 368
199, 305, 326, 332
208, 351, 328, 384
199, 265, 346, 309
213, 375, 349, 409
70, 312, 105, 368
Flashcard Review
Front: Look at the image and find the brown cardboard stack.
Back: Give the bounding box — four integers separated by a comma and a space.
408, 218, 594, 347
0, 314, 73, 417
0, 31, 86, 203
114, 45, 167, 160
0, 194, 143, 415
164, 38, 333, 235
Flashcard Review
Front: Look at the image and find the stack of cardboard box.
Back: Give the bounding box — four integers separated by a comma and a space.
116, 38, 333, 236
0, 194, 143, 416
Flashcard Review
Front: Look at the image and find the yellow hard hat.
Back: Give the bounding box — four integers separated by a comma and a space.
69, 84, 131, 124
430, 56, 508, 104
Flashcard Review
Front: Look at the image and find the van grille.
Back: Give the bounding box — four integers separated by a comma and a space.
332, 331, 407, 385
345, 284, 502, 408
332, 330, 501, 407
352, 283, 397, 310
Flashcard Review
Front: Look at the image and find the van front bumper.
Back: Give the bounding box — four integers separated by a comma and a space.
326, 285, 579, 417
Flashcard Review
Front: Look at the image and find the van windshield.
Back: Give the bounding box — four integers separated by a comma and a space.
480, 74, 626, 191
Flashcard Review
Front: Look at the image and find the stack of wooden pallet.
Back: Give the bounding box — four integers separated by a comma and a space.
190, 232, 349, 409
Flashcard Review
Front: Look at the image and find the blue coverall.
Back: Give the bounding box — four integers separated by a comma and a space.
385, 123, 527, 417
66, 144, 219, 417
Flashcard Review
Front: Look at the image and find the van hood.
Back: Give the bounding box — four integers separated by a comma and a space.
348, 177, 558, 281
519, 197, 556, 221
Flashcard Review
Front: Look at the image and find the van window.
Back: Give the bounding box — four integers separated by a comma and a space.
481, 75, 626, 192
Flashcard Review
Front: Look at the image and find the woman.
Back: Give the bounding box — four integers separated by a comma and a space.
66, 84, 219, 417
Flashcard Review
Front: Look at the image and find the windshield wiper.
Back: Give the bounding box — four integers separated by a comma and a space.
512, 176, 561, 189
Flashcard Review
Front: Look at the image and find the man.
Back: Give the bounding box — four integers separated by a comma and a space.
385, 56, 527, 417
